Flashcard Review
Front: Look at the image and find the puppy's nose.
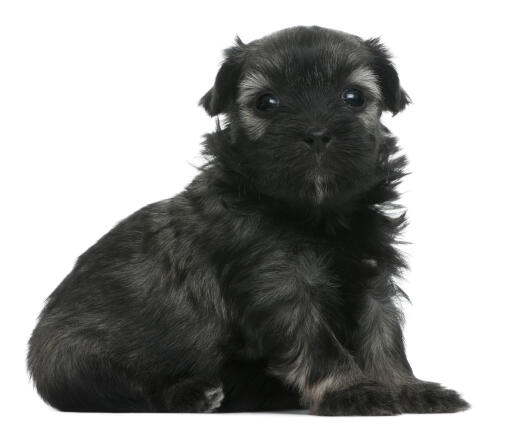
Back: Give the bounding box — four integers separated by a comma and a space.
303, 128, 331, 153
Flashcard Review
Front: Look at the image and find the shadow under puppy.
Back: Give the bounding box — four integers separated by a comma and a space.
28, 26, 469, 415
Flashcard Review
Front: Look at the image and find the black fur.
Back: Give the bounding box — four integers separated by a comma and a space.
27, 26, 468, 415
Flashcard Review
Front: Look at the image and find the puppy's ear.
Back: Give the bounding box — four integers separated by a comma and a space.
199, 37, 246, 116
365, 38, 410, 115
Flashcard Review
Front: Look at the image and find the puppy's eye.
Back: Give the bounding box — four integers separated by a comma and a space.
342, 88, 365, 108
256, 94, 279, 111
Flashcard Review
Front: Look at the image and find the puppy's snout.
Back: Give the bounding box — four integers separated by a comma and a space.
303, 128, 331, 153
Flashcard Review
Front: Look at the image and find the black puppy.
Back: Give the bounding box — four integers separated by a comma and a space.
28, 26, 468, 415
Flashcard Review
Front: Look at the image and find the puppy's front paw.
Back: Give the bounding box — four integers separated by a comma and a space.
314, 382, 399, 416
397, 381, 469, 414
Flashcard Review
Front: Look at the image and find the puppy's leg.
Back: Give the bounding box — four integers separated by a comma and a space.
355, 279, 414, 384
355, 277, 469, 413
262, 314, 400, 415
30, 347, 225, 413
29, 320, 225, 412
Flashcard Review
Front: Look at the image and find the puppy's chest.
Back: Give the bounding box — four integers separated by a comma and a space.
225, 235, 371, 306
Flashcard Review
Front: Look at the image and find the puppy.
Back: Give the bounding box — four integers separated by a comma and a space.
27, 26, 469, 415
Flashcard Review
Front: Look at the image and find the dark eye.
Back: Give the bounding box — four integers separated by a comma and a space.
256, 94, 279, 111
342, 88, 365, 108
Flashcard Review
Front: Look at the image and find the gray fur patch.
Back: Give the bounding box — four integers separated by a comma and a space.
345, 66, 381, 99
239, 107, 269, 140
238, 72, 271, 104
238, 72, 272, 140
345, 67, 382, 128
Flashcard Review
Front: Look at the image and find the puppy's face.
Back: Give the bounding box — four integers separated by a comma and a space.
201, 27, 409, 205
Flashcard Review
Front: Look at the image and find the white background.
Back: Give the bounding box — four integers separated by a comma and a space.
1, 0, 510, 424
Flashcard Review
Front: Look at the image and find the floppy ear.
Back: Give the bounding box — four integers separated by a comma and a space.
199, 37, 246, 116
365, 38, 410, 115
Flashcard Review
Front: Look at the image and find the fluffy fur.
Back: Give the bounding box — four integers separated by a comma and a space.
27, 26, 469, 415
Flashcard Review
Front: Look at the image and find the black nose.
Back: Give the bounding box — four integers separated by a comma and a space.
303, 128, 331, 153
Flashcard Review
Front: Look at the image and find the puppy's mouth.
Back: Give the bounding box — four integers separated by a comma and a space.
302, 140, 331, 166
306, 143, 329, 158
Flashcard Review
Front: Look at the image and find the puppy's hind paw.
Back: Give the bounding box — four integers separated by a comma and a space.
397, 381, 469, 414
157, 379, 224, 413
314, 382, 400, 416
203, 386, 224, 412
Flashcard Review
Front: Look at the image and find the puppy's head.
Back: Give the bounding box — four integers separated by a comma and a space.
200, 26, 409, 205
